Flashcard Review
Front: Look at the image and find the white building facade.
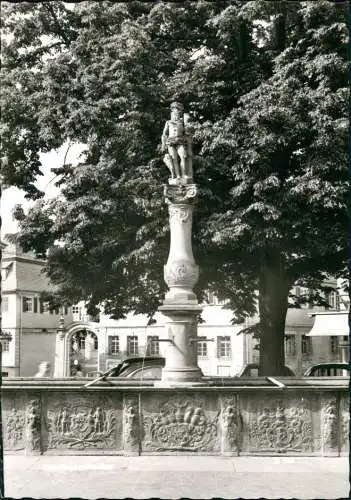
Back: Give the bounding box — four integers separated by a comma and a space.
1, 240, 73, 376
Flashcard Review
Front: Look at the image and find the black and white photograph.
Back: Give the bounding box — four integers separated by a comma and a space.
0, 1, 349, 498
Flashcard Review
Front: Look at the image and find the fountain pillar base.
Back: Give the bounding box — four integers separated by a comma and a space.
158, 304, 204, 384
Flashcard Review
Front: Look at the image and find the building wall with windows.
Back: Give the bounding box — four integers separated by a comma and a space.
283, 308, 343, 375
74, 300, 345, 378
1, 240, 73, 376
94, 305, 247, 377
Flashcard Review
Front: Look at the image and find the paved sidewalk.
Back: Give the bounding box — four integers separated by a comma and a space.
4, 454, 350, 499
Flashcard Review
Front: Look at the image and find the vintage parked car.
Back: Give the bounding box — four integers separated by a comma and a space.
88, 356, 166, 382
304, 363, 350, 377
237, 363, 295, 377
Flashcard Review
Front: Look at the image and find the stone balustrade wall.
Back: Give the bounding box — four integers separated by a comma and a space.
2, 379, 349, 456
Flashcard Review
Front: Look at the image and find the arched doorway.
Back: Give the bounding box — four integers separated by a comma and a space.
68, 328, 99, 377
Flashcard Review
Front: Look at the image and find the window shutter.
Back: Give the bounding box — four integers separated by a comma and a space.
33, 297, 38, 313
22, 297, 27, 312
39, 300, 44, 313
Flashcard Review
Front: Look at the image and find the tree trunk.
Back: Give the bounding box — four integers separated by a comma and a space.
258, 258, 290, 376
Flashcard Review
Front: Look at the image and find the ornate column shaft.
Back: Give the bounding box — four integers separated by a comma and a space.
158, 184, 204, 385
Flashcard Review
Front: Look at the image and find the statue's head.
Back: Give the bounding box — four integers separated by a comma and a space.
170, 101, 183, 119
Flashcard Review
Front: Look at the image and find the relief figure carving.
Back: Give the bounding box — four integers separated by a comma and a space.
5, 408, 25, 449
321, 401, 338, 452
123, 400, 140, 450
221, 402, 242, 454
26, 399, 42, 452
47, 400, 116, 449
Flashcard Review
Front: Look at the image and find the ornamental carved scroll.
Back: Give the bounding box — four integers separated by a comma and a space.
164, 184, 197, 205
143, 397, 218, 452
164, 261, 199, 288
47, 398, 116, 450
169, 205, 192, 223
248, 403, 313, 453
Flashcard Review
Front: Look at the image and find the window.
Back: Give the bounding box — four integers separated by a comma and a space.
197, 337, 208, 357
328, 291, 340, 310
146, 336, 159, 356
108, 336, 120, 356
217, 336, 231, 358
330, 336, 338, 354
2, 296, 9, 312
204, 292, 227, 306
127, 336, 139, 356
301, 335, 312, 355
2, 339, 10, 352
22, 296, 33, 312
285, 335, 296, 356
72, 305, 80, 314
205, 292, 217, 305
64, 306, 69, 315
217, 365, 231, 376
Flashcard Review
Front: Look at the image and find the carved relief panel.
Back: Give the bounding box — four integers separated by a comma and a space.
242, 396, 314, 454
45, 394, 120, 451
141, 394, 220, 453
3, 407, 25, 451
164, 261, 199, 288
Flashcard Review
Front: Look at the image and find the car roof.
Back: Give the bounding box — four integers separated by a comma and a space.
238, 364, 295, 376
304, 363, 350, 376
307, 363, 349, 369
109, 356, 165, 376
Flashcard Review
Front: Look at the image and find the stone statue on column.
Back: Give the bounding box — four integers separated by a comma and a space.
157, 102, 204, 386
161, 102, 194, 184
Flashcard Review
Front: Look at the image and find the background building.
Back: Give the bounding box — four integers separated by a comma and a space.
1, 240, 73, 376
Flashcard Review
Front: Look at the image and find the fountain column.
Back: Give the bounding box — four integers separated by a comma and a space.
157, 102, 204, 385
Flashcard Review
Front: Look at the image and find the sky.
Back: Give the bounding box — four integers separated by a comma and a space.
1, 143, 86, 237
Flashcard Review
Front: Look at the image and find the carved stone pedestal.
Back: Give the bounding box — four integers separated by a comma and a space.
156, 305, 204, 386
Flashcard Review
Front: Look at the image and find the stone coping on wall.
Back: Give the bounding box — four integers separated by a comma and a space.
1, 377, 349, 391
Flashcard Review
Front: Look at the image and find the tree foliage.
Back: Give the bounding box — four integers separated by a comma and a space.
1, 1, 348, 374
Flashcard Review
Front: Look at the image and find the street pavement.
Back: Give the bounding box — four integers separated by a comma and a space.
3, 454, 350, 499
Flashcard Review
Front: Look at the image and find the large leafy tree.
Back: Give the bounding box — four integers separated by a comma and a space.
1, 1, 348, 375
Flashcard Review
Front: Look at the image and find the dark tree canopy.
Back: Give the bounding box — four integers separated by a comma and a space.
1, 1, 348, 375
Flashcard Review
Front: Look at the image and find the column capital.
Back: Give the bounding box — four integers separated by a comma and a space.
164, 183, 197, 205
